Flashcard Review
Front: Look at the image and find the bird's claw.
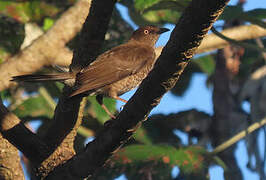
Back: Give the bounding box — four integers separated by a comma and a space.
119, 104, 125, 111
104, 119, 115, 127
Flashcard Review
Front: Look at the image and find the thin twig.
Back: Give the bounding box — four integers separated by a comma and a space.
212, 117, 266, 154
254, 38, 266, 62
38, 87, 56, 110
211, 27, 266, 52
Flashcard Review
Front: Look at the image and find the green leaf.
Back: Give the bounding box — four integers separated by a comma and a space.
133, 127, 153, 145
12, 96, 54, 119
171, 62, 201, 96
87, 96, 116, 123
0, 2, 29, 22
213, 156, 227, 171
244, 9, 266, 19
219, 7, 266, 28
238, 39, 266, 78
134, 0, 190, 12
0, 90, 11, 103
101, 145, 211, 179
129, 0, 190, 26
116, 145, 209, 173
242, 16, 266, 29
0, 47, 11, 61
0, 16, 25, 54
42, 82, 62, 98
0, 1, 59, 23
143, 9, 181, 24
219, 5, 243, 21
134, 0, 161, 12
239, 9, 266, 28
43, 18, 55, 31
143, 0, 189, 13
193, 55, 215, 76
77, 126, 94, 137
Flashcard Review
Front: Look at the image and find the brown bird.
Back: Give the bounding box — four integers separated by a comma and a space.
11, 26, 169, 119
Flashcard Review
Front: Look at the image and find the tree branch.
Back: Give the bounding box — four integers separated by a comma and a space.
155, 24, 266, 57
45, 0, 230, 179
0, 0, 91, 92
0, 134, 25, 180
212, 116, 266, 154
0, 96, 25, 179
0, 97, 49, 165
70, 0, 118, 70
36, 0, 117, 178
211, 27, 266, 52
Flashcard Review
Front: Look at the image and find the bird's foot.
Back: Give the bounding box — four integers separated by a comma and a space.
104, 119, 115, 127
110, 114, 116, 120
119, 104, 125, 111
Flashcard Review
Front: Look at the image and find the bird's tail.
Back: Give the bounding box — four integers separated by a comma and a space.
11, 72, 74, 82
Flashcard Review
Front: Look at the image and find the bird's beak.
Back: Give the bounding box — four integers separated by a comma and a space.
157, 28, 170, 34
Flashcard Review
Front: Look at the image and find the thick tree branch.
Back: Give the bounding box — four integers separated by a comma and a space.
0, 134, 25, 180
155, 24, 266, 57
36, 0, 117, 178
70, 0, 118, 70
0, 98, 25, 179
42, 0, 116, 151
0, 97, 49, 165
45, 0, 229, 179
0, 0, 91, 92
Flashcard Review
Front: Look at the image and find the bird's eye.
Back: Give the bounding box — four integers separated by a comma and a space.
144, 30, 149, 34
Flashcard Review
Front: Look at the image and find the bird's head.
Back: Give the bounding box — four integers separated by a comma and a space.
130, 26, 170, 46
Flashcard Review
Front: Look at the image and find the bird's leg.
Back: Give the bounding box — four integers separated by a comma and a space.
112, 96, 128, 103
96, 94, 116, 119
112, 95, 128, 112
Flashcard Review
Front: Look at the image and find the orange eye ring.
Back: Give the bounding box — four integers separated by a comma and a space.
144, 30, 149, 34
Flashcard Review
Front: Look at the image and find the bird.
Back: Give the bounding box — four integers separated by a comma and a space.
11, 26, 170, 119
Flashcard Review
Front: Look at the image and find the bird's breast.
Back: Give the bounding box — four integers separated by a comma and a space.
104, 62, 154, 97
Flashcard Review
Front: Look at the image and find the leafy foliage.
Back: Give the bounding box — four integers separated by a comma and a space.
98, 145, 211, 180
194, 55, 216, 76
87, 96, 117, 124
12, 95, 54, 119
0, 1, 59, 23
220, 6, 266, 28
0, 15, 24, 54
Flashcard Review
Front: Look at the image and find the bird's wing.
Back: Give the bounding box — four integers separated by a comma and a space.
70, 44, 155, 97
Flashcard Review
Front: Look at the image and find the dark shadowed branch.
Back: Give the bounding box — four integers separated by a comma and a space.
0, 97, 25, 179
0, 95, 50, 166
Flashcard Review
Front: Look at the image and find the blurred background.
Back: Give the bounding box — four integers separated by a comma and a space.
0, 0, 265, 179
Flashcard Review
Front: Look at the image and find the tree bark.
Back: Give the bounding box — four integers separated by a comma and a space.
0, 0, 91, 91
0, 130, 24, 180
